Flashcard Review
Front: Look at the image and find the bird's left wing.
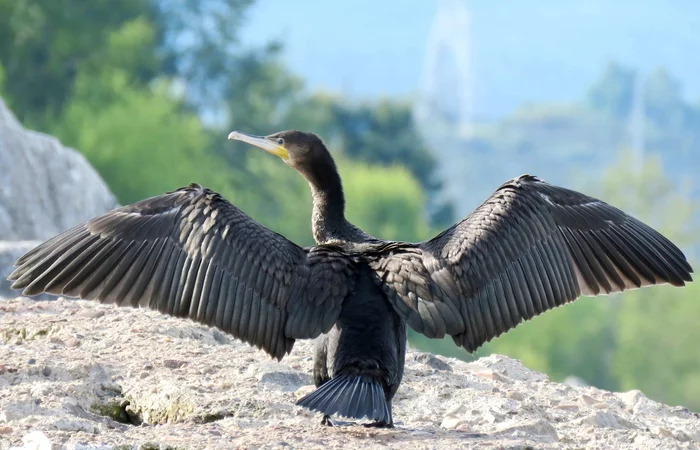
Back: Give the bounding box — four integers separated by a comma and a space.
369, 175, 693, 352
8, 184, 355, 360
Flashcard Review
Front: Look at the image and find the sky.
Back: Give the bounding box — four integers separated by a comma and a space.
239, 1, 700, 119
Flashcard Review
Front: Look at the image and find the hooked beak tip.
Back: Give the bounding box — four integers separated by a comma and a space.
227, 131, 241, 140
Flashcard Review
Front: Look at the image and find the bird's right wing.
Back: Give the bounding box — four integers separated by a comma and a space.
8, 184, 355, 360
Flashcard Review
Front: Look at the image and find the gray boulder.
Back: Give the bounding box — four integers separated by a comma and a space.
0, 97, 117, 299
0, 96, 117, 242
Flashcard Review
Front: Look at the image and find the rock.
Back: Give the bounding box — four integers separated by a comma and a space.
0, 96, 117, 299
64, 444, 115, 450
53, 418, 98, 434
507, 391, 525, 401
1, 401, 39, 423
495, 419, 559, 441
414, 352, 453, 371
578, 411, 638, 429
9, 430, 52, 450
77, 309, 106, 319
65, 337, 81, 348
163, 359, 188, 369
469, 354, 548, 382
247, 362, 312, 392
1, 296, 699, 449
0, 97, 117, 241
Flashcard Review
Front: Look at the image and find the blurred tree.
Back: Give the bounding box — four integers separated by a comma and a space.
341, 159, 431, 242
484, 150, 698, 400
595, 151, 700, 410
0, 0, 160, 127
0, 61, 7, 98
285, 94, 453, 229
153, 0, 273, 115
45, 20, 225, 206
586, 61, 636, 118
644, 69, 690, 131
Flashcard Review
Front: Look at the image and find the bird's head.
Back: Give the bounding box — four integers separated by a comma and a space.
228, 130, 334, 181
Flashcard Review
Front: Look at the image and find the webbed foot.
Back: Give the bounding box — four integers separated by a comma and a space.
363, 420, 394, 428
321, 415, 336, 427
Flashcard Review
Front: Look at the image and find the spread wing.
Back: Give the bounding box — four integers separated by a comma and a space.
370, 175, 694, 352
8, 184, 355, 360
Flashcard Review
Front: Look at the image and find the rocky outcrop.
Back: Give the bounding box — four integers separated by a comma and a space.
0, 96, 117, 300
0, 97, 117, 242
1, 296, 698, 449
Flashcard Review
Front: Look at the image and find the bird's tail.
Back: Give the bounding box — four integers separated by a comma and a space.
296, 373, 390, 423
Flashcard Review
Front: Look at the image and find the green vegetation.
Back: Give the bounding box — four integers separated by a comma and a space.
1, 0, 698, 411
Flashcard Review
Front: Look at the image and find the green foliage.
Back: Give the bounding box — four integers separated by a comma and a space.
341, 159, 431, 243
39, 14, 226, 206
597, 152, 700, 409
0, 0, 159, 127
614, 283, 700, 410
484, 297, 616, 387
220, 155, 433, 247
286, 94, 453, 227
51, 73, 221, 206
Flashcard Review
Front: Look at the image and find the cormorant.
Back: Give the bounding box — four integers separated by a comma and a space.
8, 130, 694, 428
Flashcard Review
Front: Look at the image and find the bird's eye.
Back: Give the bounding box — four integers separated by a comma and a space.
277, 138, 285, 145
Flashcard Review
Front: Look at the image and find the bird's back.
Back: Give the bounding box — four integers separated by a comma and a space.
325, 263, 406, 387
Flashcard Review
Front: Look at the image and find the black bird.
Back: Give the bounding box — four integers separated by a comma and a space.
8, 130, 694, 428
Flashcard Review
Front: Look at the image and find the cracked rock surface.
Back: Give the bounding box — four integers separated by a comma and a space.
1, 296, 699, 449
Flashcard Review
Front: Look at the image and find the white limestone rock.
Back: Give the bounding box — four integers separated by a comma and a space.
1, 296, 699, 449
0, 96, 117, 241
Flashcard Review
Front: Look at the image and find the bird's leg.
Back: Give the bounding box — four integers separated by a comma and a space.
321, 415, 336, 427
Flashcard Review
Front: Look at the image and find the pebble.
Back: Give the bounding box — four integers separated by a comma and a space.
473, 369, 509, 383
65, 337, 80, 348
580, 394, 598, 405
414, 353, 453, 371
256, 367, 311, 392
495, 419, 559, 441
578, 411, 638, 429
77, 309, 106, 319
163, 359, 188, 369
554, 403, 579, 412
506, 392, 524, 401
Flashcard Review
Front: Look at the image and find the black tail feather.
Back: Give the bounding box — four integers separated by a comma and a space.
297, 373, 390, 423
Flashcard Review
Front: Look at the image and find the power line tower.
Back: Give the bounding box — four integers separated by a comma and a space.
628, 72, 646, 172
415, 0, 475, 216
415, 0, 473, 138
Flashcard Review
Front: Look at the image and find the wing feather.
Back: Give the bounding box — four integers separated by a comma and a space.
8, 184, 355, 360
370, 175, 693, 352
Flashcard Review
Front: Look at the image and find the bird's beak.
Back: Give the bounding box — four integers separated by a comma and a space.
228, 131, 289, 161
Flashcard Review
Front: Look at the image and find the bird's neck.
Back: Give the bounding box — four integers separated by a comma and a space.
310, 171, 349, 244
306, 149, 375, 245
